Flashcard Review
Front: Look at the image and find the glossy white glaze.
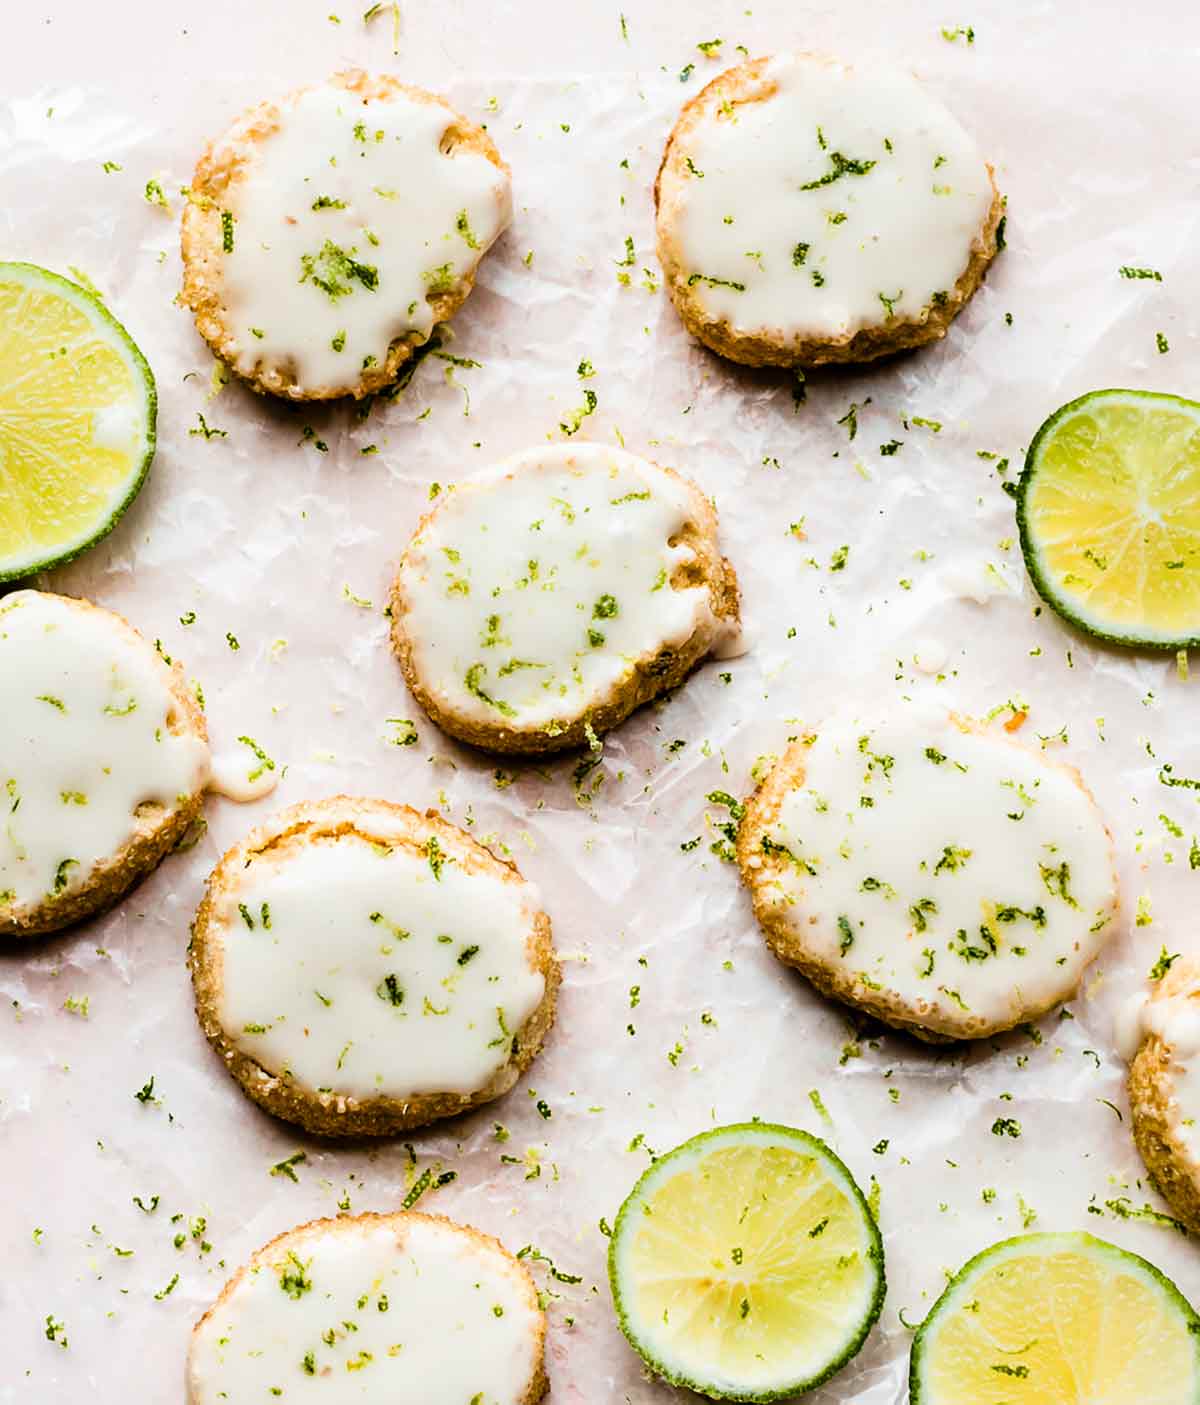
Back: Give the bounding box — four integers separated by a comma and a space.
187, 1214, 542, 1403
0, 591, 209, 911
91, 399, 142, 456
217, 80, 510, 390
207, 748, 280, 803
912, 637, 950, 675
396, 444, 728, 732
748, 710, 1118, 1030
665, 53, 993, 341
210, 819, 545, 1100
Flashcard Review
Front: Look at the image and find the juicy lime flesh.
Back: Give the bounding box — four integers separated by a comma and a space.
917, 1239, 1200, 1404
1023, 394, 1200, 643
620, 1139, 878, 1394
0, 269, 151, 578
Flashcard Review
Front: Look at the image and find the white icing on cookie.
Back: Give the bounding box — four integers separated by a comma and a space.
749, 710, 1118, 1031
215, 79, 510, 391
187, 1214, 542, 1404
395, 444, 727, 732
1115, 990, 1152, 1065
208, 818, 545, 1100
663, 53, 994, 341
0, 591, 209, 911
1146, 989, 1200, 1064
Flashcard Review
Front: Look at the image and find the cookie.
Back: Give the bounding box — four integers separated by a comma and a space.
188, 1211, 547, 1404
1128, 959, 1200, 1234
181, 70, 511, 400
656, 52, 1002, 367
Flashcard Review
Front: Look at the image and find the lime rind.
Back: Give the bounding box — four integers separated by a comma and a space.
0, 261, 157, 582
608, 1121, 886, 1403
1017, 387, 1200, 650
909, 1230, 1200, 1403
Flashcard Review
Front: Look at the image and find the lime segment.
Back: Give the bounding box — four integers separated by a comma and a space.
1018, 388, 1200, 648
0, 262, 156, 581
910, 1231, 1200, 1404
608, 1122, 885, 1402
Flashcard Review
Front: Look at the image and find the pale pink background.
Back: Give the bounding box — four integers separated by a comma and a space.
3, 0, 1199, 1401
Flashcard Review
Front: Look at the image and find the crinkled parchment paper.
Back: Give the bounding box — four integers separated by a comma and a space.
3, 0, 1200, 1399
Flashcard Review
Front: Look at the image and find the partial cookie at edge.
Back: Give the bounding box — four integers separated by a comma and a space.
0, 590, 208, 939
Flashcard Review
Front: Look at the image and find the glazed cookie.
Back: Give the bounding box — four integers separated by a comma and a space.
0, 590, 209, 938
1127, 959, 1200, 1233
390, 443, 741, 754
189, 796, 558, 1135
655, 52, 1002, 367
181, 70, 511, 400
188, 1212, 547, 1404
736, 708, 1119, 1040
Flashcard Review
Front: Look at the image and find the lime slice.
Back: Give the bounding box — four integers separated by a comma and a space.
0, 262, 156, 581
910, 1231, 1200, 1404
608, 1122, 885, 1402
1017, 388, 1200, 648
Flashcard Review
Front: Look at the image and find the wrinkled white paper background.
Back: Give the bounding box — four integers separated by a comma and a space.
3, 0, 1200, 1399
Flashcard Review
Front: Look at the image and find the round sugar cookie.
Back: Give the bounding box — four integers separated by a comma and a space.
0, 590, 209, 938
189, 796, 558, 1135
736, 708, 1119, 1040
187, 1211, 547, 1405
655, 52, 1002, 368
181, 70, 511, 401
1128, 959, 1200, 1234
389, 443, 741, 754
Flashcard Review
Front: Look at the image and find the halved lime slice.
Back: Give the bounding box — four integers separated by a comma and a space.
608, 1122, 885, 1402
1017, 388, 1200, 648
0, 262, 156, 581
910, 1231, 1200, 1404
